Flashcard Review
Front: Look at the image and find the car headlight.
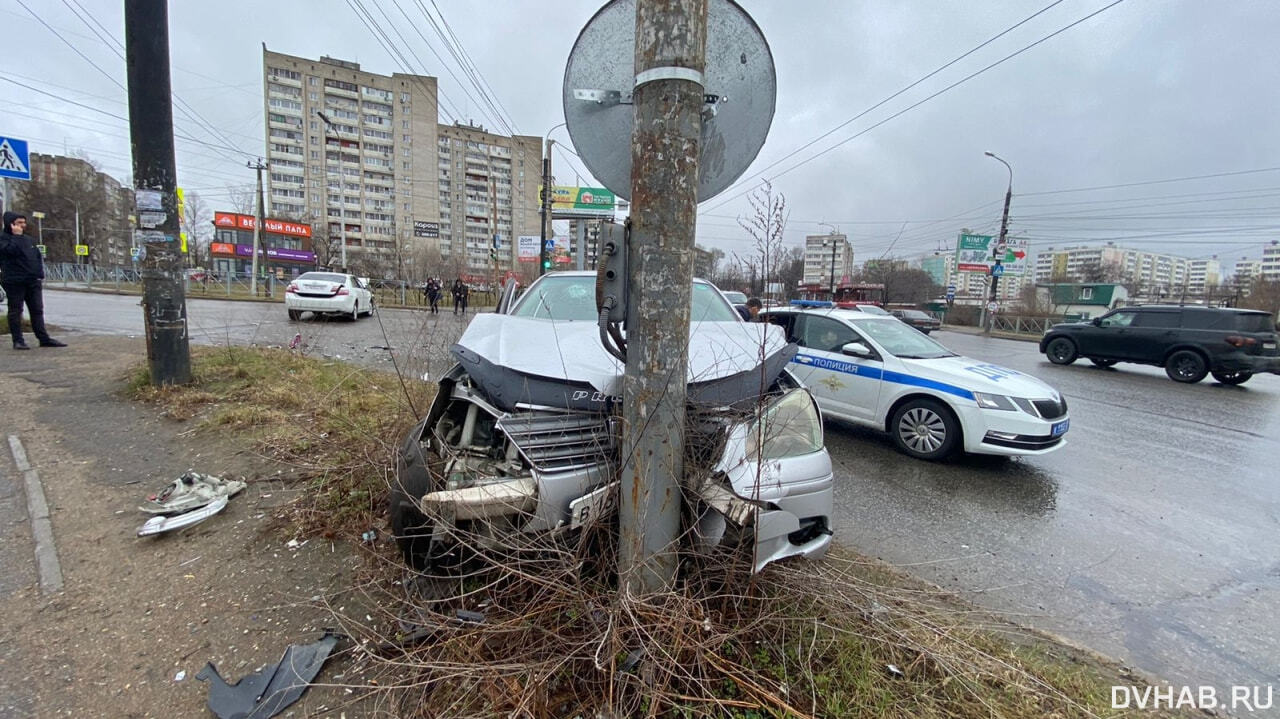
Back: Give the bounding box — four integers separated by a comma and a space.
745, 389, 824, 460
972, 392, 1017, 411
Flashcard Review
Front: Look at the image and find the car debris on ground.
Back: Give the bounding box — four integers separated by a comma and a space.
135, 472, 247, 537
196, 631, 340, 719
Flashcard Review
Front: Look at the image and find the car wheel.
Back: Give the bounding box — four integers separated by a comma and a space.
287, 309, 302, 321
1089, 358, 1117, 368
1165, 350, 1208, 383
1210, 370, 1252, 385
891, 398, 960, 461
351, 302, 360, 321
1045, 337, 1078, 365
390, 466, 435, 571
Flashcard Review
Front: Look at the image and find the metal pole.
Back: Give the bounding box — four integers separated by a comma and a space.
74, 202, 81, 267
984, 152, 1013, 337
538, 146, 552, 276
619, 0, 708, 594
125, 0, 190, 385
248, 159, 265, 295
829, 240, 837, 299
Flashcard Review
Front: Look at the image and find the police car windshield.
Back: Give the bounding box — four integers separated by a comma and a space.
853, 318, 956, 359
511, 275, 740, 322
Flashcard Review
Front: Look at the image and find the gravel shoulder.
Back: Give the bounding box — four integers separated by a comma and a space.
0, 336, 377, 718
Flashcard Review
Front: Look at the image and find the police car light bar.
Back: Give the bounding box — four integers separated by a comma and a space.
790, 299, 834, 308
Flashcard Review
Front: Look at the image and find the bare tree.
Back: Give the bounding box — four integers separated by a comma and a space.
14, 166, 112, 265
181, 190, 213, 267
736, 180, 788, 299
1242, 278, 1280, 317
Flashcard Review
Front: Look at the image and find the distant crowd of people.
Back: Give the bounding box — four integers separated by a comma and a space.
421, 277, 470, 316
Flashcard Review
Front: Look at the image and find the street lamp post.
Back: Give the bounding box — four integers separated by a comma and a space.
316, 111, 347, 272
539, 122, 566, 277
983, 152, 1013, 337
30, 211, 44, 245
819, 223, 839, 300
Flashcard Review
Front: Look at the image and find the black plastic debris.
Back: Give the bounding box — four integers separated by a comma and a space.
196, 631, 339, 719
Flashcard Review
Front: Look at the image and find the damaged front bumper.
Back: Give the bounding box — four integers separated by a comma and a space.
394, 364, 835, 573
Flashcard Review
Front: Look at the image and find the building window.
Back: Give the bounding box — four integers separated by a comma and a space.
1081, 287, 1094, 300
401, 92, 410, 102
402, 120, 410, 129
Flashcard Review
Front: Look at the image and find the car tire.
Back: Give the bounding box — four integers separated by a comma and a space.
351, 302, 360, 321
891, 398, 960, 461
1045, 337, 1078, 365
390, 467, 435, 571
1210, 370, 1253, 386
1089, 358, 1117, 368
287, 309, 302, 321
1165, 350, 1208, 383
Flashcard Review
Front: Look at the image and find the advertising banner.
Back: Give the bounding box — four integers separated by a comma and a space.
213, 211, 312, 238
545, 186, 617, 216
517, 235, 540, 263
956, 233, 994, 273
956, 233, 1028, 275
413, 220, 439, 238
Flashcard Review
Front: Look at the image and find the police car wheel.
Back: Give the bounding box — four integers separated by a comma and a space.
1045, 337, 1078, 365
891, 398, 959, 461
1210, 370, 1252, 385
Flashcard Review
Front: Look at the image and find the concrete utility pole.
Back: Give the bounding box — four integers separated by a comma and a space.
619, 0, 708, 594
125, 0, 190, 385
984, 151, 1013, 337
248, 158, 266, 295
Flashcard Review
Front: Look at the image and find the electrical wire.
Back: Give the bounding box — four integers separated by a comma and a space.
701, 0, 1128, 215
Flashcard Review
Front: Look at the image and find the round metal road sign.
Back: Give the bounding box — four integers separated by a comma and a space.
562, 0, 776, 202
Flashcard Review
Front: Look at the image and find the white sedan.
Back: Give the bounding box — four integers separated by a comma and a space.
761, 305, 1070, 461
285, 272, 374, 321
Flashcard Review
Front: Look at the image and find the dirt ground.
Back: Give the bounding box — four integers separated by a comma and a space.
0, 336, 391, 718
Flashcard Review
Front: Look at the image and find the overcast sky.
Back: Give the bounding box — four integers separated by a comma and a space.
6, 0, 1279, 269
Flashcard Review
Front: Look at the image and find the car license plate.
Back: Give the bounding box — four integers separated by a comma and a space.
1052, 419, 1069, 436
1265, 341, 1276, 350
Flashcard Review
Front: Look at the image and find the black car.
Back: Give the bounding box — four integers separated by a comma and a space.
1039, 305, 1280, 384
890, 309, 942, 334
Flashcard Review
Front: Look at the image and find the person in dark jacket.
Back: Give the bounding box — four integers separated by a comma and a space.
452, 278, 469, 316
0, 211, 65, 350
424, 277, 441, 314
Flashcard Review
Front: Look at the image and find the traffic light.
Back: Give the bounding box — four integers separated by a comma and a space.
489, 248, 497, 261
542, 258, 552, 270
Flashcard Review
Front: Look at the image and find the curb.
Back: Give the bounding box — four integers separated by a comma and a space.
7, 435, 64, 594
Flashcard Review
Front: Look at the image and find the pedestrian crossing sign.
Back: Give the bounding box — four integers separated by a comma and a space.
0, 136, 30, 180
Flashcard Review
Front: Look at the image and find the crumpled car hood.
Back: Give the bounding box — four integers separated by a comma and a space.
452, 315, 794, 411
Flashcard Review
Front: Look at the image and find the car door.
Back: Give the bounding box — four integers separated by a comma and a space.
790, 315, 883, 424
1123, 309, 1180, 361
1081, 309, 1137, 358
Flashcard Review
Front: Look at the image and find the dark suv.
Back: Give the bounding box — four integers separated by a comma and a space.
1039, 305, 1280, 384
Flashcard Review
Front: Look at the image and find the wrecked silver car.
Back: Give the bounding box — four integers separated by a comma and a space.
391, 271, 833, 573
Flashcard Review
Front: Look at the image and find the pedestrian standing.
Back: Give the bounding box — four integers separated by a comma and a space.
425, 277, 441, 314
0, 211, 66, 350
452, 278, 469, 316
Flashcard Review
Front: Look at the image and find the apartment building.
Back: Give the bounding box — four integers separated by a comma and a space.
802, 233, 853, 288
262, 48, 541, 277
1263, 240, 1280, 281
1186, 258, 1221, 295
1032, 244, 1189, 292
14, 153, 135, 267
1232, 258, 1262, 285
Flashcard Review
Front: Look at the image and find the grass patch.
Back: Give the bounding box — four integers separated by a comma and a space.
127, 346, 1191, 718
127, 344, 433, 536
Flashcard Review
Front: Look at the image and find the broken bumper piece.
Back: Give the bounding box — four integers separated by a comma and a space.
418, 477, 537, 521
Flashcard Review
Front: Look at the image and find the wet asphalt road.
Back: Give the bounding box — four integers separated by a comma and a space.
34, 290, 1280, 693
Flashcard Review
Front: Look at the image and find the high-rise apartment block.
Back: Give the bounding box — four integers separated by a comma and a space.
262, 48, 542, 278
802, 233, 853, 288
1032, 244, 1189, 291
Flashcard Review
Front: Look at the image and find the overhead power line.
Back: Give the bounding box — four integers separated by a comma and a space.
702, 0, 1127, 215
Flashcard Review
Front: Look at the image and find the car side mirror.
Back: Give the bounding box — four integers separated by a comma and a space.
841, 341, 874, 359
1091, 318, 1102, 326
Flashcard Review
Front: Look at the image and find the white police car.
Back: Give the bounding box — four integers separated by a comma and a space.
761, 302, 1069, 460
